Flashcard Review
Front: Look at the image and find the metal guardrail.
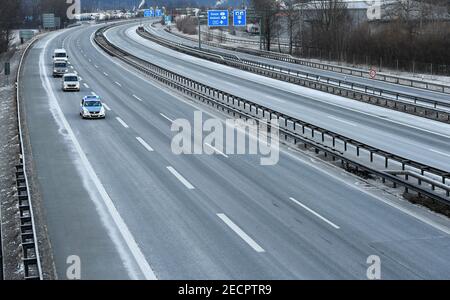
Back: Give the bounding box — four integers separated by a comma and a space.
138, 27, 450, 123
164, 26, 450, 95
98, 25, 450, 205
15, 37, 43, 280
199, 31, 300, 49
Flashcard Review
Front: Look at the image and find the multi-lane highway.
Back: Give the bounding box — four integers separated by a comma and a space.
147, 23, 450, 104
105, 23, 450, 172
19, 21, 450, 279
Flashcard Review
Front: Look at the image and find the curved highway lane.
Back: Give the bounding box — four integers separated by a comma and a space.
149, 23, 450, 104
19, 22, 450, 279
104, 22, 450, 172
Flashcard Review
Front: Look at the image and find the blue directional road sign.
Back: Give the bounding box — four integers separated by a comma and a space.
233, 10, 246, 26
207, 10, 229, 27
144, 9, 151, 17
155, 9, 162, 17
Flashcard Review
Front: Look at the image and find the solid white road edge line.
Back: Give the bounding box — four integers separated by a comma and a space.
89, 28, 450, 236
39, 32, 157, 280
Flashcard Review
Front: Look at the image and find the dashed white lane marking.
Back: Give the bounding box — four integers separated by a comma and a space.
136, 137, 154, 152
166, 166, 195, 190
116, 117, 129, 128
83, 83, 89, 89
217, 213, 265, 253
205, 143, 228, 158
102, 103, 111, 111
104, 72, 109, 76
39, 34, 156, 280
115, 81, 122, 87
289, 197, 340, 229
327, 116, 357, 127
91, 91, 97, 96
428, 148, 450, 158
132, 94, 143, 102
160, 113, 174, 123
95, 65, 99, 68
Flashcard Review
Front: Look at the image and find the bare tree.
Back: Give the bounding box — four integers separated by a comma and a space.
250, 0, 280, 51
39, 0, 70, 24
284, 0, 305, 54
305, 0, 351, 60
0, 0, 21, 53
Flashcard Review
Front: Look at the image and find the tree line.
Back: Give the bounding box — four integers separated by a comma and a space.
251, 0, 450, 74
0, 0, 21, 53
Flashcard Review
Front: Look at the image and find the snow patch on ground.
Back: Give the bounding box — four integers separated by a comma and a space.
165, 24, 450, 87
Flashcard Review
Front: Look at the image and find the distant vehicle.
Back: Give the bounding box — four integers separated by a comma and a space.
80, 95, 106, 119
52, 49, 68, 62
62, 73, 80, 91
53, 60, 68, 77
246, 23, 260, 35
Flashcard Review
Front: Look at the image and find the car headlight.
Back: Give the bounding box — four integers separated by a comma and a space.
83, 108, 89, 115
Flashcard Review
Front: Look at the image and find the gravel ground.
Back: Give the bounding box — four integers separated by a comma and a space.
0, 48, 25, 280
0, 40, 56, 280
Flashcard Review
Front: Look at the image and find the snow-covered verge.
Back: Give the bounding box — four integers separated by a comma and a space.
0, 40, 55, 279
166, 24, 450, 87
305, 57, 450, 86
0, 47, 25, 280
9, 30, 39, 49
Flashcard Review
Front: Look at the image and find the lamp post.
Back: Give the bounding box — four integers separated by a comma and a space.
197, 13, 206, 50
198, 14, 201, 49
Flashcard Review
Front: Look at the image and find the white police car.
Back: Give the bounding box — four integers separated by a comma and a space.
80, 95, 106, 119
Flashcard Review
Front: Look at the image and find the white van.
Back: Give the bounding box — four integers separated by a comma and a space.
53, 49, 68, 62
62, 73, 80, 91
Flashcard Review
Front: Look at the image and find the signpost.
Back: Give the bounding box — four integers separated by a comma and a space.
144, 9, 152, 17
207, 10, 229, 27
19, 30, 35, 43
155, 9, 163, 17
164, 15, 172, 25
4, 62, 10, 85
54, 17, 61, 29
4, 62, 10, 76
369, 68, 377, 79
233, 10, 246, 27
42, 13, 56, 29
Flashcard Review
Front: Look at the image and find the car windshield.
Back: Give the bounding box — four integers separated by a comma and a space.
55, 63, 66, 68
84, 101, 101, 107
64, 76, 78, 82
55, 53, 66, 57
